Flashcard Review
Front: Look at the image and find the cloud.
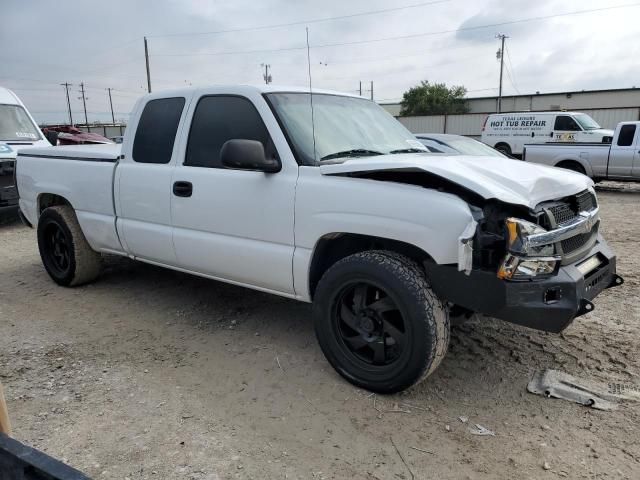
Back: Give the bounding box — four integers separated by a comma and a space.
0, 0, 638, 123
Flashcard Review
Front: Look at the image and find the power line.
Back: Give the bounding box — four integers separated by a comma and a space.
153, 3, 640, 58
504, 44, 520, 94
310, 3, 640, 50
0, 76, 143, 95
147, 0, 449, 38
504, 63, 520, 95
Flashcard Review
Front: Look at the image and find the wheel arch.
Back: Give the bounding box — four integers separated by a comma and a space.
307, 232, 435, 301
37, 193, 73, 216
554, 158, 592, 177
494, 142, 512, 153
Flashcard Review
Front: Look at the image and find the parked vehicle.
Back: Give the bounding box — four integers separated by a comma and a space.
523, 121, 640, 181
481, 111, 614, 157
0, 87, 50, 217
16, 86, 623, 393
41, 125, 113, 146
415, 133, 507, 157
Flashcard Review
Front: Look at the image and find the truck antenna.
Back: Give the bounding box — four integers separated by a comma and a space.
306, 27, 317, 163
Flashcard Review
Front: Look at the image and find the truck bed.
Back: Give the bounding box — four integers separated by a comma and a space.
16, 144, 123, 253
523, 141, 611, 179
525, 142, 611, 148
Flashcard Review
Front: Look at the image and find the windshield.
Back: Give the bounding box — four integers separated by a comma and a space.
421, 136, 506, 157
573, 113, 602, 131
266, 93, 427, 164
0, 104, 42, 141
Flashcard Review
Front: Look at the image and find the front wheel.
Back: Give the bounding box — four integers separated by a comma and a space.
37, 205, 101, 286
313, 251, 449, 393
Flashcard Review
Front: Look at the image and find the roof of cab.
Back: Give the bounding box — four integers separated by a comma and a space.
142, 84, 365, 101
0, 86, 23, 106
487, 111, 584, 116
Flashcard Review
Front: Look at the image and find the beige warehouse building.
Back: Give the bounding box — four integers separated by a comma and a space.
381, 87, 640, 138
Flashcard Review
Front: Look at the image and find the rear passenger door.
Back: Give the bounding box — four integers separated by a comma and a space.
115, 96, 187, 264
170, 94, 297, 295
609, 123, 637, 178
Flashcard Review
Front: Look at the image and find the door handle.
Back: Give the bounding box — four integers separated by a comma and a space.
173, 181, 193, 197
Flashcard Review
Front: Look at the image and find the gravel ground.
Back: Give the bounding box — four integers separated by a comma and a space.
1, 182, 639, 480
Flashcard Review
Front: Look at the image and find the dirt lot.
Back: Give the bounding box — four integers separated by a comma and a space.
1, 183, 639, 480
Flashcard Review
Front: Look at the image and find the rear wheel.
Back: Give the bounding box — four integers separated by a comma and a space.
313, 251, 449, 393
37, 206, 101, 286
494, 143, 512, 156
556, 160, 586, 175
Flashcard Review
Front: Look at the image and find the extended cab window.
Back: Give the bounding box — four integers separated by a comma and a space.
617, 124, 636, 146
185, 96, 272, 168
132, 97, 185, 164
554, 115, 581, 131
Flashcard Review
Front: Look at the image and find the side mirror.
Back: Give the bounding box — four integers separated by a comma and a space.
220, 139, 281, 173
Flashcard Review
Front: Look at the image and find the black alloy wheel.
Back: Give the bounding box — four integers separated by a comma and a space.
335, 282, 407, 367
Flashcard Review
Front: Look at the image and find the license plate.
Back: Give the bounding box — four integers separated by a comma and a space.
577, 255, 602, 276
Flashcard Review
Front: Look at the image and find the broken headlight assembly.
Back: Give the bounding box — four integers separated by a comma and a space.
497, 218, 559, 280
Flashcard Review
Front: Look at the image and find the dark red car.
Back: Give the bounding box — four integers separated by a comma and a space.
41, 125, 113, 145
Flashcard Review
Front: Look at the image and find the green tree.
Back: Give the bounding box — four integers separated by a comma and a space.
400, 81, 469, 116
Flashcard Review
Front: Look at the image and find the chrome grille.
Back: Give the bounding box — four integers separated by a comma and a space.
561, 224, 598, 254
537, 190, 599, 263
549, 203, 576, 226
576, 190, 597, 212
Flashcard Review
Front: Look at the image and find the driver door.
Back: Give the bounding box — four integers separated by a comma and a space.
552, 115, 581, 142
170, 94, 297, 295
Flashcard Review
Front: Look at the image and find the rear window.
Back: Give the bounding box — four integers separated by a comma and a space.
0, 104, 42, 141
617, 124, 636, 147
132, 97, 185, 164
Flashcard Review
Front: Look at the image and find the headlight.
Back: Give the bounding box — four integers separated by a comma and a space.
505, 218, 555, 256
499, 218, 558, 280
497, 254, 558, 280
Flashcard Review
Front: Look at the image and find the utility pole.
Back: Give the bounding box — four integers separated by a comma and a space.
144, 36, 152, 93
78, 82, 89, 127
261, 63, 272, 84
363, 81, 374, 100
496, 33, 508, 113
107, 88, 115, 124
60, 82, 73, 125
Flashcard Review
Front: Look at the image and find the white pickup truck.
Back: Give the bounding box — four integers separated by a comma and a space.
16, 85, 623, 393
523, 121, 640, 181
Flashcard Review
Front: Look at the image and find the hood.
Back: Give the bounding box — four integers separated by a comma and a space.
320, 153, 593, 209
585, 128, 614, 137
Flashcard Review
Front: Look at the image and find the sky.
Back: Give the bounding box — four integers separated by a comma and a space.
1, 0, 639, 125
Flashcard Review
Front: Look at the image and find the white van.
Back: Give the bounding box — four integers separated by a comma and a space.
1, 86, 50, 216
481, 111, 614, 157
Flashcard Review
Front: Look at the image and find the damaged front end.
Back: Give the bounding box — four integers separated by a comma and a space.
445, 188, 624, 332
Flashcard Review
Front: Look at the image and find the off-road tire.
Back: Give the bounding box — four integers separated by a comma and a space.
313, 250, 450, 393
37, 205, 101, 286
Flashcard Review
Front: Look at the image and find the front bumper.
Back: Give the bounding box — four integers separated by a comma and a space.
426, 235, 622, 333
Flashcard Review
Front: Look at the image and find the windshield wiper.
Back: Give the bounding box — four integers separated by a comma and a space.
320, 149, 383, 161
389, 148, 427, 154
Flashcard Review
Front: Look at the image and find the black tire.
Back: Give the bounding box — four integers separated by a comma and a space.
313, 250, 449, 394
494, 143, 512, 156
37, 205, 101, 286
556, 161, 586, 175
